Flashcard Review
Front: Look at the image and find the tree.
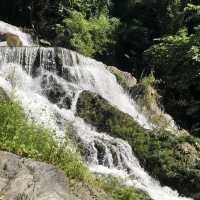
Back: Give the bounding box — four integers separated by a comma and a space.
57, 11, 119, 57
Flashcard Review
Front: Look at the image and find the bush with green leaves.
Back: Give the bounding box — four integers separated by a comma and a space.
56, 11, 119, 57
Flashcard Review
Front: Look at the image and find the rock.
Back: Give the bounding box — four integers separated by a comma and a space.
0, 151, 111, 200
106, 66, 137, 90
0, 87, 9, 101
0, 151, 71, 200
130, 84, 179, 132
41, 74, 73, 109
70, 181, 109, 200
0, 32, 22, 47
39, 39, 51, 47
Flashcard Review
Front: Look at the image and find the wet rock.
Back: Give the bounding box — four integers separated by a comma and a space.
63, 96, 72, 109
41, 74, 66, 104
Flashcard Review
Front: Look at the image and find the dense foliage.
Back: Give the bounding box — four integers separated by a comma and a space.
56, 10, 119, 56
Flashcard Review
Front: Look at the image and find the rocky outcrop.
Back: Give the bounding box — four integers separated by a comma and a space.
0, 151, 111, 200
130, 84, 179, 132
0, 151, 72, 200
106, 66, 179, 132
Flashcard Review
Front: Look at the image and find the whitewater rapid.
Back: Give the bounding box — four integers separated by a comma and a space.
0, 20, 193, 200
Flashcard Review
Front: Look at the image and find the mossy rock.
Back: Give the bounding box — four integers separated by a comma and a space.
76, 90, 200, 199
0, 87, 9, 101
106, 66, 137, 90
130, 84, 178, 132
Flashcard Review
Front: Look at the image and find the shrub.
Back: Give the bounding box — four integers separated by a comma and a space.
56, 11, 119, 56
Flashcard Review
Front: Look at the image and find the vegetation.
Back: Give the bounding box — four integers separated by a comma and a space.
0, 98, 91, 182
1, 0, 200, 198
101, 177, 150, 200
76, 91, 200, 199
144, 27, 200, 136
0, 93, 148, 200
56, 10, 119, 57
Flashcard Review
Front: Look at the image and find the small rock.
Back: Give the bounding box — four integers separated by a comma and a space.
106, 66, 137, 89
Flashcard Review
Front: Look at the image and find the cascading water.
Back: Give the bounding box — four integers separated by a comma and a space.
0, 47, 193, 200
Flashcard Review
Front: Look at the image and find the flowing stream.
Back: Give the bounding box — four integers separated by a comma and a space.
0, 22, 193, 200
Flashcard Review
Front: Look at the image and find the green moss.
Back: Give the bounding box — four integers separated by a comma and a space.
100, 177, 150, 200
76, 91, 200, 199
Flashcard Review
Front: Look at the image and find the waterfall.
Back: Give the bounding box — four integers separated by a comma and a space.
0, 47, 192, 200
0, 21, 32, 46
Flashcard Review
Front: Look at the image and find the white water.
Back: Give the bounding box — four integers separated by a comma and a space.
0, 47, 193, 200
0, 21, 32, 46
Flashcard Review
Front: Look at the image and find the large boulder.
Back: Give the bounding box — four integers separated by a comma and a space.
0, 151, 72, 200
0, 151, 111, 200
76, 90, 200, 199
